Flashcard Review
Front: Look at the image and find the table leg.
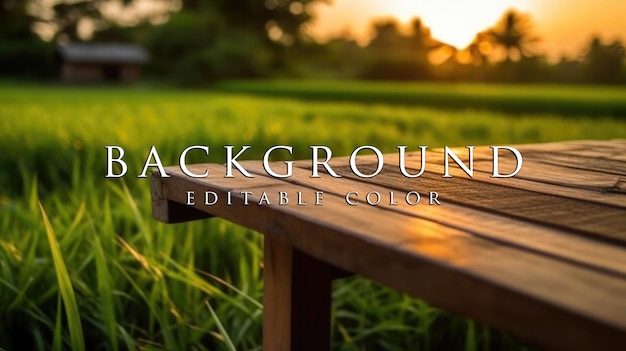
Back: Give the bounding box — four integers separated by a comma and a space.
263, 235, 334, 351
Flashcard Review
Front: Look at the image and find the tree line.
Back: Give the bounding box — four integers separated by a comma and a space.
0, 0, 624, 85
294, 10, 625, 84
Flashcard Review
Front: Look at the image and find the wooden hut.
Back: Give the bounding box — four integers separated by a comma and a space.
57, 43, 149, 83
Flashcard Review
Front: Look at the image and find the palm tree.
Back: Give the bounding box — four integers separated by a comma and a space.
462, 32, 491, 66
486, 9, 538, 62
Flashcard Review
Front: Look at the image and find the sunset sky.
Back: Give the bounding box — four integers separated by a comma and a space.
308, 0, 626, 60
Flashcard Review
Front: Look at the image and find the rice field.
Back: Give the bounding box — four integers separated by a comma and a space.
1, 83, 624, 350
217, 80, 626, 117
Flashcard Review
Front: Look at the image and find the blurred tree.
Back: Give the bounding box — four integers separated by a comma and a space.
361, 18, 439, 80
582, 37, 625, 84
362, 19, 410, 80
1, 0, 38, 39
407, 18, 441, 64
367, 19, 405, 59
485, 9, 538, 62
143, 0, 329, 84
449, 33, 492, 82
552, 56, 584, 83
25, 0, 176, 42
143, 10, 272, 84
461, 32, 492, 66
0, 0, 55, 78
91, 23, 145, 43
180, 0, 328, 45
49, 0, 104, 41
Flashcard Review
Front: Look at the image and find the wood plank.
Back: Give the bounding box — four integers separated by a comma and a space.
263, 236, 333, 351
523, 152, 626, 176
282, 154, 626, 241
423, 149, 626, 194
431, 142, 582, 158
558, 149, 626, 162
238, 162, 626, 278
263, 236, 293, 351
474, 157, 626, 194
429, 139, 626, 165
290, 247, 334, 351
431, 142, 626, 173
298, 151, 626, 208
510, 139, 626, 154
322, 150, 626, 208
150, 172, 213, 223
336, 163, 626, 244
550, 139, 626, 150
537, 140, 626, 163
154, 165, 626, 351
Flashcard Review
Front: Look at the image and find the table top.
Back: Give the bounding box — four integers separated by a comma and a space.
151, 139, 626, 350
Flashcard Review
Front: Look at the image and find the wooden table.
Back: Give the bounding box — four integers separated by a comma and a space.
150, 140, 626, 351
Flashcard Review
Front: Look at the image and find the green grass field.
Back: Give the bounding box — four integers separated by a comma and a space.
218, 80, 626, 117
1, 83, 624, 351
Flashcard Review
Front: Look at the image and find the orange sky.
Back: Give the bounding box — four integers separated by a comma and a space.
307, 0, 626, 60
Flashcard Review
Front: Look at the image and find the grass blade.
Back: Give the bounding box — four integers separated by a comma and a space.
90, 216, 118, 351
206, 300, 237, 351
39, 202, 85, 351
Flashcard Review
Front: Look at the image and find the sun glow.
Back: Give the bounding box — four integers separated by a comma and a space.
310, 0, 538, 50
383, 0, 536, 49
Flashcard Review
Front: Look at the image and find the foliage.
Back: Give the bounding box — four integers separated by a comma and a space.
583, 37, 626, 84
358, 19, 439, 80
292, 11, 625, 84
1, 0, 327, 85
0, 40, 56, 78
483, 10, 538, 62
0, 0, 56, 78
142, 0, 329, 85
1, 1, 625, 85
0, 0, 39, 40
49, 0, 104, 41
3, 83, 625, 350
144, 12, 272, 85
25, 0, 176, 42
180, 0, 327, 44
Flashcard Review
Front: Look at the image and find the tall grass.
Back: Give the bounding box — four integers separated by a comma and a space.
1, 84, 624, 350
39, 202, 85, 351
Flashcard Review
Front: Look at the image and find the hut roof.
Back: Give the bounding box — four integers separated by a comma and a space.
58, 43, 149, 64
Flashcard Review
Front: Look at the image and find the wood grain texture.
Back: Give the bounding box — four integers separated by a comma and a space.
523, 152, 626, 176
263, 236, 293, 351
150, 140, 626, 351
241, 162, 626, 278
432, 139, 626, 170
262, 236, 334, 351
331, 164, 626, 245
297, 147, 626, 208
154, 164, 626, 350
262, 229, 337, 351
